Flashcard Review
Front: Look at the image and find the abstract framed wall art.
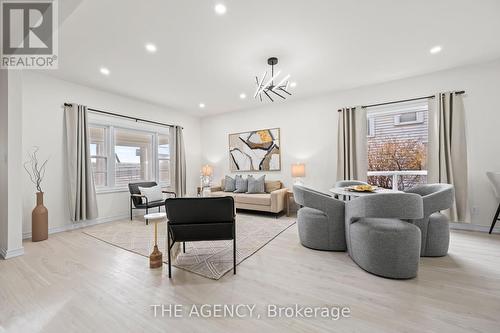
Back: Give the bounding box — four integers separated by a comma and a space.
229, 128, 281, 172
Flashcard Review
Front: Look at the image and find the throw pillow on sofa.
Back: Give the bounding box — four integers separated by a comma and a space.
224, 175, 236, 192
265, 180, 281, 193
247, 175, 266, 193
234, 175, 248, 193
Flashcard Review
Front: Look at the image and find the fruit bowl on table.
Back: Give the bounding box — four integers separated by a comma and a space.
346, 184, 378, 192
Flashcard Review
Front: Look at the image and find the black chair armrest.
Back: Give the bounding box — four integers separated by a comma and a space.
162, 190, 177, 198
131, 193, 148, 206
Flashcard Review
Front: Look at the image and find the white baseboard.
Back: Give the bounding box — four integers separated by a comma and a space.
19, 216, 494, 241
0, 246, 25, 259
450, 222, 497, 234
22, 213, 131, 240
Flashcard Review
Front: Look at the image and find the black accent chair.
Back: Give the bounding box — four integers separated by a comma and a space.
128, 182, 176, 224
164, 197, 236, 278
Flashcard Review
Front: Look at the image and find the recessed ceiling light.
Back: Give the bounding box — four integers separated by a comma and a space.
214, 3, 227, 15
199, 103, 206, 108
145, 43, 157, 53
290, 82, 297, 88
430, 46, 442, 54
100, 67, 110, 76
239, 93, 247, 99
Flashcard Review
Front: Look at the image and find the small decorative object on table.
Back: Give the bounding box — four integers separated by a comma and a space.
23, 147, 49, 242
144, 212, 166, 268
347, 184, 377, 192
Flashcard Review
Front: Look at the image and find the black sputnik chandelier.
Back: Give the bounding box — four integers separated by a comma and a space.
254, 57, 291, 102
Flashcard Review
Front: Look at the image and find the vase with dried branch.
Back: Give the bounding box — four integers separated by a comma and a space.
24, 147, 49, 242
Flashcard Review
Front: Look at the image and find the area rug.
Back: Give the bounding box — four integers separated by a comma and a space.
83, 214, 295, 280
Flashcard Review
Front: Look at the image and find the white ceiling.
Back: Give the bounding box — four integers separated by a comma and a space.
48, 0, 500, 116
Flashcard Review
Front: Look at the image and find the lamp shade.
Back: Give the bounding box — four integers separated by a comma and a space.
291, 163, 306, 178
201, 164, 213, 176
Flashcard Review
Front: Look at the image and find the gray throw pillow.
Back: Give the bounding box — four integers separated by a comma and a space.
224, 175, 236, 192
247, 175, 266, 193
234, 175, 248, 193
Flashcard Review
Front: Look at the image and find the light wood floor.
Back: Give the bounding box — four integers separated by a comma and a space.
1, 217, 500, 333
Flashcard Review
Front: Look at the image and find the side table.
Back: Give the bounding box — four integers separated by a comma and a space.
286, 190, 295, 217
144, 212, 166, 268
197, 186, 211, 197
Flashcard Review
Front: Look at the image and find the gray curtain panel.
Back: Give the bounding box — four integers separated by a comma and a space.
336, 106, 368, 182
64, 104, 98, 221
428, 92, 468, 222
171, 125, 186, 197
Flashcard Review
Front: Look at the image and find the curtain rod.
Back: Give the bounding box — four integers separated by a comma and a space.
337, 91, 465, 111
63, 103, 183, 129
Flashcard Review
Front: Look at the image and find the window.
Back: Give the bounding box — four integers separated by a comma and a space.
89, 121, 170, 191
394, 111, 424, 125
366, 100, 428, 190
158, 134, 170, 184
90, 127, 108, 187
114, 129, 154, 187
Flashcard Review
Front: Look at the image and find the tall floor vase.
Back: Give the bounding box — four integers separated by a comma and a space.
32, 192, 48, 242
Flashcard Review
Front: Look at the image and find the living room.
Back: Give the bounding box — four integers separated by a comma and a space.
1, 1, 500, 332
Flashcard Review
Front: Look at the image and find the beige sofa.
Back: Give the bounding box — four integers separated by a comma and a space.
210, 179, 288, 214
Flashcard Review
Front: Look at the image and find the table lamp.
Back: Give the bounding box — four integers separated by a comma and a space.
201, 164, 213, 188
291, 163, 306, 185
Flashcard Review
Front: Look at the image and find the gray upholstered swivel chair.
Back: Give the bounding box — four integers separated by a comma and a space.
345, 193, 423, 279
293, 185, 346, 251
486, 172, 500, 234
405, 184, 454, 256
335, 180, 368, 187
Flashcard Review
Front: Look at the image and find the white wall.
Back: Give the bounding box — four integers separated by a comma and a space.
21, 72, 201, 237
0, 70, 24, 258
201, 59, 500, 227
0, 71, 6, 254
0, 70, 8, 256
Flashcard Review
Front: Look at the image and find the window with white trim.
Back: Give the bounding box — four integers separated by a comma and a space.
89, 120, 170, 192
394, 111, 424, 125
366, 100, 429, 190
158, 134, 171, 184
114, 128, 154, 187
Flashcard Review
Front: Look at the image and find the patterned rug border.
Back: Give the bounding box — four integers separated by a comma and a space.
82, 219, 296, 280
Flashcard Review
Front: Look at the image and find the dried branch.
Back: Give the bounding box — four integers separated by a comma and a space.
23, 146, 49, 193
